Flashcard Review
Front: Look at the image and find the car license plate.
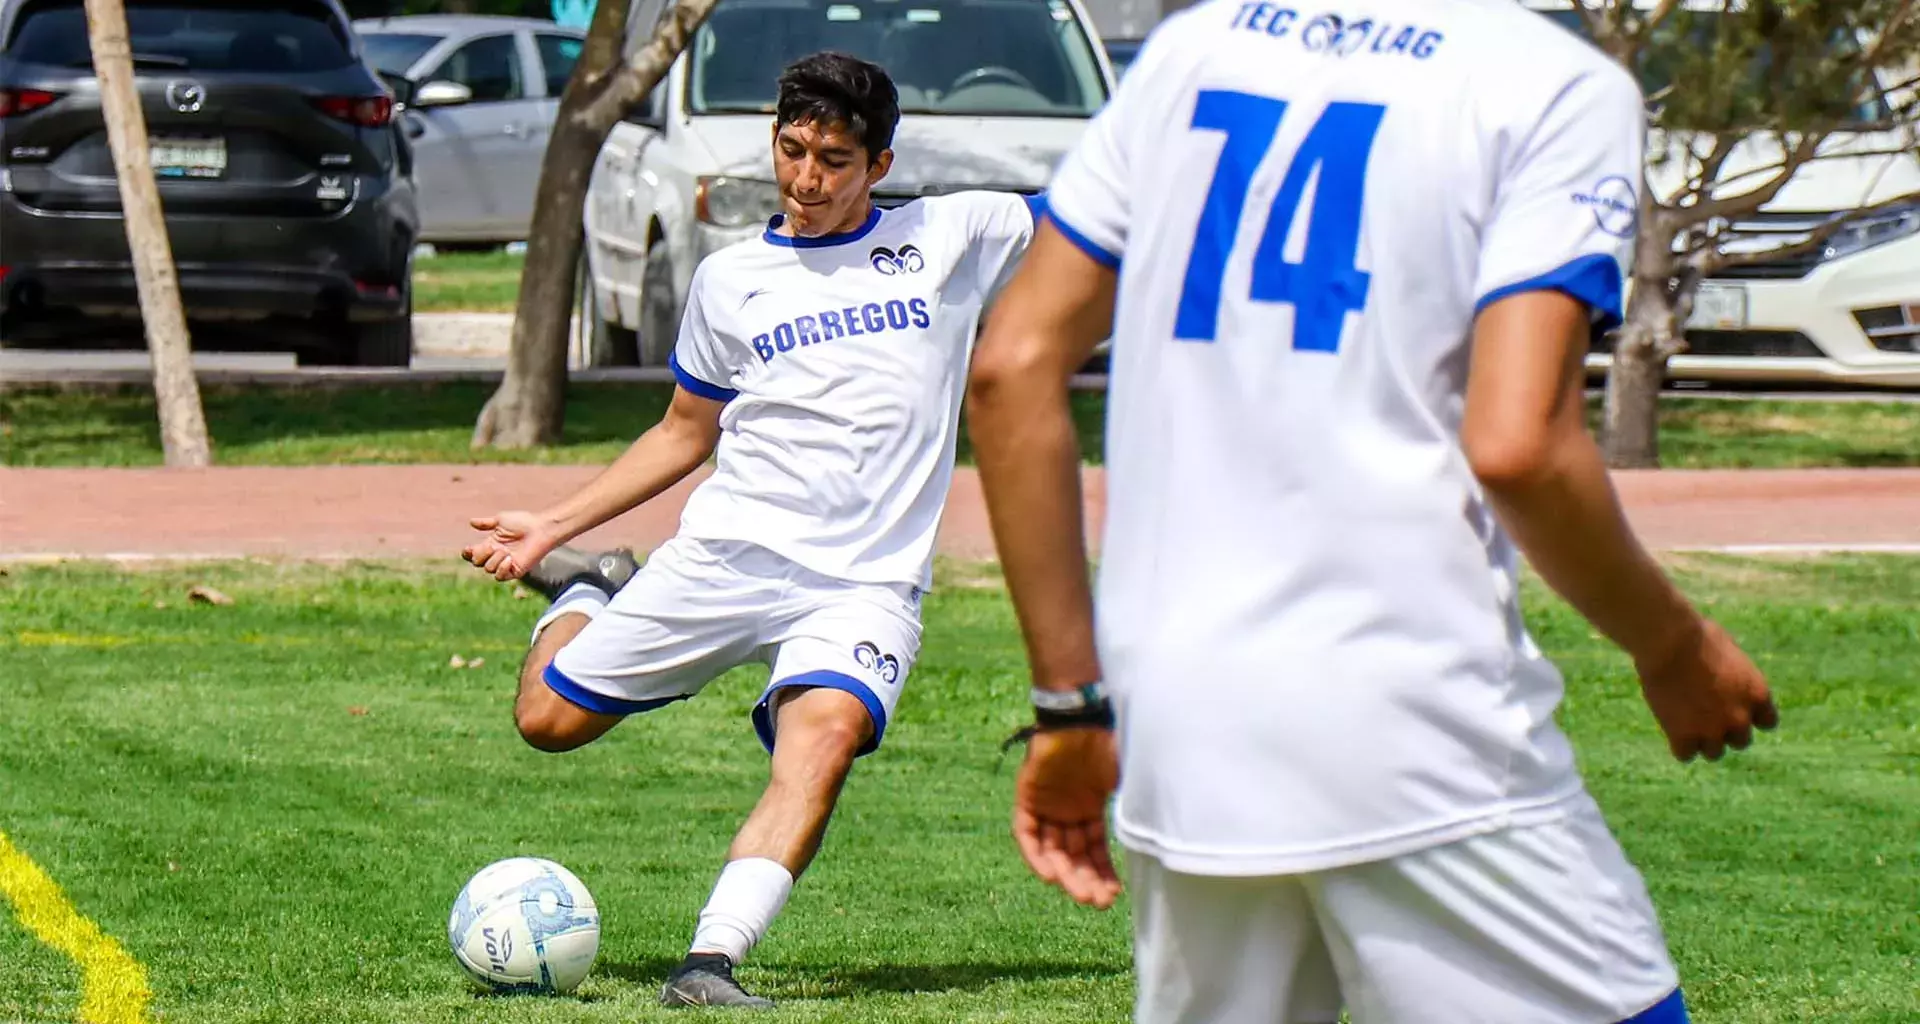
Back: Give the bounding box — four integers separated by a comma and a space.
150, 136, 226, 179
1687, 282, 1748, 330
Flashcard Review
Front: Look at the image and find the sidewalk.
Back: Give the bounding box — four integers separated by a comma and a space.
4, 466, 1919, 562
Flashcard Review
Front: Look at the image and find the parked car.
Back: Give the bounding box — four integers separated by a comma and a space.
1532, 1, 1920, 388
579, 0, 1116, 365
353, 14, 584, 246
0, 0, 418, 365
1102, 36, 1142, 78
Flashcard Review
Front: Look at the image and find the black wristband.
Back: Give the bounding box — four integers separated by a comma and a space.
1033, 703, 1114, 730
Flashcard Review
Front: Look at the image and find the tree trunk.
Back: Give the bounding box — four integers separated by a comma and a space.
470, 111, 609, 448
85, 0, 212, 468
471, 0, 724, 450
1602, 275, 1686, 469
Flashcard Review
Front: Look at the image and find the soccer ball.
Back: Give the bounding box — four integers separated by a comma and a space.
447, 857, 601, 994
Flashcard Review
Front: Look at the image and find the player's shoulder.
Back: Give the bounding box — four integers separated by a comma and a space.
684, 230, 783, 308
1449, 1, 1641, 111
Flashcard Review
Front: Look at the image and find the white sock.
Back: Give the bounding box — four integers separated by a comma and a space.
688, 858, 794, 965
529, 582, 610, 643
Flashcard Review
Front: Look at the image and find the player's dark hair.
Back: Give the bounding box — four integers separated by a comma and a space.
775, 51, 900, 159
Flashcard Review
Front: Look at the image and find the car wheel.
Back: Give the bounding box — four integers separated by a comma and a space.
299, 244, 414, 367
639, 243, 677, 367
350, 314, 413, 367
583, 256, 638, 366
354, 244, 414, 367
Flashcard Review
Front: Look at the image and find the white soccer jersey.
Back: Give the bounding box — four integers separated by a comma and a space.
669, 192, 1038, 590
1044, 0, 1647, 873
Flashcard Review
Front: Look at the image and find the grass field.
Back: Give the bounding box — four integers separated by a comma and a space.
2, 555, 1918, 1023
413, 250, 526, 314
4, 382, 1917, 469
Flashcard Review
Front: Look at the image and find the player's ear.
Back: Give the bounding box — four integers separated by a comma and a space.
866, 148, 894, 187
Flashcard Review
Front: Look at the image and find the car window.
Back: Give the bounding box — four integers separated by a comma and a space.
429, 33, 525, 103
687, 0, 1107, 117
536, 33, 584, 98
7, 0, 355, 72
358, 31, 443, 77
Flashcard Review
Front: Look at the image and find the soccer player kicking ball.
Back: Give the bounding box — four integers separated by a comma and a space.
968, 3, 1778, 1023
462, 52, 1039, 1009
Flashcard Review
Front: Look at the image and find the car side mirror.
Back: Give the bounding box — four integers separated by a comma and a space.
375, 69, 418, 110
414, 80, 473, 108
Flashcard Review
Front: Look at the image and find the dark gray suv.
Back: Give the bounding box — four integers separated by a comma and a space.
0, 0, 419, 365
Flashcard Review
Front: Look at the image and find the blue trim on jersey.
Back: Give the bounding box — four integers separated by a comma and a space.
542, 663, 691, 717
1042, 208, 1121, 270
762, 206, 884, 248
1621, 989, 1689, 1023
751, 670, 887, 757
1024, 191, 1048, 223
1475, 253, 1624, 332
668, 351, 738, 403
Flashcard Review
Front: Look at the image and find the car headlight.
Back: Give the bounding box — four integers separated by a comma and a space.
1822, 204, 1920, 262
696, 176, 782, 228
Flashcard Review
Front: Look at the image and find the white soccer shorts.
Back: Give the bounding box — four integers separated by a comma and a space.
1129, 791, 1686, 1024
540, 537, 923, 756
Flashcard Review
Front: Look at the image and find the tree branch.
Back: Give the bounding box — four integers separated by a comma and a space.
1697, 141, 1920, 199
1679, 132, 1827, 223
579, 0, 725, 132
1637, 0, 1684, 35
1677, 133, 1739, 206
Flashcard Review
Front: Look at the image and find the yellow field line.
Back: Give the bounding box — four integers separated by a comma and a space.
0, 831, 151, 1024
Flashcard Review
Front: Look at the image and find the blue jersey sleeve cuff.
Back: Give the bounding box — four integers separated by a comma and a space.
1475, 253, 1625, 332
1024, 191, 1048, 224
1042, 208, 1122, 270
669, 351, 738, 403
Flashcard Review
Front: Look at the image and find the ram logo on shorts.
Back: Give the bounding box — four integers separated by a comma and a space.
852, 641, 901, 684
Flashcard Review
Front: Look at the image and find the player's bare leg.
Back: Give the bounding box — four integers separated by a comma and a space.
509, 547, 639, 753
661, 688, 872, 1009
512, 612, 623, 752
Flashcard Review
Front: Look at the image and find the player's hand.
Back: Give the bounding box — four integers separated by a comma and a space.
463, 511, 559, 583
1013, 726, 1121, 909
1636, 616, 1779, 763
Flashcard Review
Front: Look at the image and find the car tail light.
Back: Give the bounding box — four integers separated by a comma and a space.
0, 88, 58, 118
313, 95, 394, 128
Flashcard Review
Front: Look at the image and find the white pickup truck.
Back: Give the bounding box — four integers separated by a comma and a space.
579, 0, 1117, 365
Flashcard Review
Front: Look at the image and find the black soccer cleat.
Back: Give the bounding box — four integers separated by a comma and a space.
658, 952, 774, 1009
519, 545, 639, 602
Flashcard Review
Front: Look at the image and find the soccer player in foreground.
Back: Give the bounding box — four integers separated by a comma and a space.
966, 3, 1779, 1022
462, 52, 1040, 1008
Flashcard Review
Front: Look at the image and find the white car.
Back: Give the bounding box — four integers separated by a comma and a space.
354, 15, 587, 245
579, 0, 1115, 365
1532, 2, 1920, 388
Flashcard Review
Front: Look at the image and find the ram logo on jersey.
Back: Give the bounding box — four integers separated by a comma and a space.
750, 297, 935, 363
870, 244, 925, 275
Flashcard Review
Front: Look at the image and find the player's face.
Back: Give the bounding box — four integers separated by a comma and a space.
772, 118, 893, 237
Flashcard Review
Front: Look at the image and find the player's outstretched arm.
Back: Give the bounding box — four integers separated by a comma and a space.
967, 222, 1122, 910
1464, 292, 1778, 762
464, 386, 724, 582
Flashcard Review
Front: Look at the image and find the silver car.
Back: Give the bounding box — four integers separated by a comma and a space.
353, 14, 585, 245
